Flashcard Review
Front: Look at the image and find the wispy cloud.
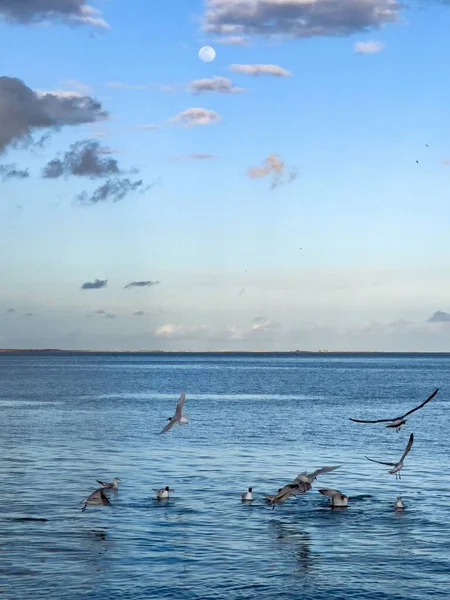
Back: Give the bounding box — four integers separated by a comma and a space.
169, 108, 221, 127
229, 64, 291, 77
203, 0, 399, 40
60, 79, 92, 94
105, 313, 116, 319
6, 308, 15, 313
76, 177, 152, 205
172, 153, 216, 161
428, 311, 450, 323
134, 311, 146, 316
0, 163, 30, 181
247, 154, 298, 189
354, 41, 384, 54
105, 81, 176, 92
0, 0, 108, 28
214, 36, 249, 46
0, 76, 108, 155
81, 278, 108, 290
140, 124, 159, 131
188, 76, 244, 94
124, 280, 160, 289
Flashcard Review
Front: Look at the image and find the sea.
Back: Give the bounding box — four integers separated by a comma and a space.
0, 352, 449, 600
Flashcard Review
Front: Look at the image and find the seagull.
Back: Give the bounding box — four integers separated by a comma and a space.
267, 480, 312, 509
319, 488, 349, 508
159, 392, 188, 434
349, 388, 438, 432
265, 489, 282, 503
241, 487, 253, 501
394, 496, 405, 510
96, 477, 121, 490
293, 465, 341, 484
153, 486, 174, 499
365, 433, 414, 480
81, 488, 113, 512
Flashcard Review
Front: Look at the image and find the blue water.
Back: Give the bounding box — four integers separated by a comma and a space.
0, 352, 449, 599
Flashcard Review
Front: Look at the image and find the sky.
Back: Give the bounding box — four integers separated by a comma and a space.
1, 0, 450, 352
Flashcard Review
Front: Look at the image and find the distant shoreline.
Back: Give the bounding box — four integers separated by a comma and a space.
0, 349, 449, 355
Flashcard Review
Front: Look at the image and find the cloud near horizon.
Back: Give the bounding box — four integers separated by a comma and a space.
0, 76, 108, 155
81, 278, 108, 290
0, 0, 108, 28
124, 280, 160, 289
427, 311, 450, 323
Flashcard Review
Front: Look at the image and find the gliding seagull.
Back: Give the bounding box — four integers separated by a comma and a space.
293, 465, 341, 484
349, 388, 438, 432
81, 488, 112, 512
159, 392, 188, 434
365, 433, 414, 480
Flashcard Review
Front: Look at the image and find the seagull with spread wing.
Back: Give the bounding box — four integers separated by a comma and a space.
159, 392, 188, 434
319, 488, 349, 508
81, 488, 113, 512
293, 465, 341, 485
349, 388, 438, 432
365, 433, 414, 480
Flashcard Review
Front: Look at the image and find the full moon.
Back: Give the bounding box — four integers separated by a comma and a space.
199, 45, 216, 63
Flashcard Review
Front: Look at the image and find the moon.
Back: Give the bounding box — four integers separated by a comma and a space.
199, 46, 216, 63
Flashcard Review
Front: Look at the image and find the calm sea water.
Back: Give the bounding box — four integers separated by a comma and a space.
0, 352, 449, 600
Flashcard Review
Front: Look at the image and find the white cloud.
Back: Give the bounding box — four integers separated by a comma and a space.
354, 40, 384, 54
229, 64, 291, 77
214, 35, 249, 45
188, 76, 244, 94
168, 107, 221, 127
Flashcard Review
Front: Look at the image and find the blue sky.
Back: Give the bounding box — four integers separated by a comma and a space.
1, 0, 450, 351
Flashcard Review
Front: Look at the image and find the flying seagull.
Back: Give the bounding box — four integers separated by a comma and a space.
268, 480, 312, 509
159, 392, 188, 434
365, 433, 414, 480
96, 477, 121, 490
293, 466, 341, 484
349, 388, 438, 432
81, 488, 112, 512
319, 488, 349, 508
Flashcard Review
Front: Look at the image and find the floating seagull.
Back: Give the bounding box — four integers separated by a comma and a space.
153, 486, 174, 500
96, 477, 121, 490
349, 388, 438, 432
81, 488, 112, 512
294, 465, 341, 484
241, 487, 253, 501
394, 496, 405, 510
319, 488, 349, 508
365, 433, 414, 480
159, 392, 188, 434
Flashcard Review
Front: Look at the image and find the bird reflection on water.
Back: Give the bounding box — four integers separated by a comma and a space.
270, 521, 316, 576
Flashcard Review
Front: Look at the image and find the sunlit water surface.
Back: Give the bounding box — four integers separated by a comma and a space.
1, 352, 449, 599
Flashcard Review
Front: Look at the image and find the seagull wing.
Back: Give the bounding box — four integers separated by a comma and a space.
319, 488, 341, 498
174, 392, 186, 420
100, 490, 112, 506
349, 417, 397, 424
159, 416, 179, 434
96, 480, 107, 487
293, 471, 308, 483
364, 456, 396, 466
399, 433, 414, 462
310, 465, 341, 479
400, 389, 438, 419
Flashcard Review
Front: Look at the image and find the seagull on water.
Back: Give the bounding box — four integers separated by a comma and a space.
365, 433, 414, 480
81, 488, 112, 512
159, 392, 188, 434
96, 477, 121, 490
153, 486, 174, 499
241, 487, 253, 501
394, 496, 405, 510
349, 388, 438, 432
319, 488, 349, 508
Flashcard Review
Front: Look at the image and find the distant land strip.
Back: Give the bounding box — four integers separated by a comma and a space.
0, 349, 449, 355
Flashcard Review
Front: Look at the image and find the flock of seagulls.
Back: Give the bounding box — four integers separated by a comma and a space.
80, 388, 439, 513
